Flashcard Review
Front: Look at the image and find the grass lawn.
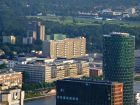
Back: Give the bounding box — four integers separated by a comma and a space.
27, 15, 140, 27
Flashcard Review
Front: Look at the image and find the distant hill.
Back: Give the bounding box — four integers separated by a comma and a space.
0, 0, 139, 35
0, 0, 140, 53
0, 0, 139, 16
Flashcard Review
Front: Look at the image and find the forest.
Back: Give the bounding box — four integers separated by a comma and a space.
0, 0, 140, 54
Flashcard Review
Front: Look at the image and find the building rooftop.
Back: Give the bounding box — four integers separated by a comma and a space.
17, 59, 88, 67
0, 69, 21, 75
111, 32, 129, 36
57, 78, 123, 85
49, 37, 85, 41
0, 86, 21, 92
104, 32, 131, 37
104, 32, 136, 39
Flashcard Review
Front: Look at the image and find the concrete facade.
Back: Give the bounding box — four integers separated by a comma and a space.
14, 60, 89, 83
0, 70, 24, 105
0, 89, 24, 105
3, 36, 16, 44
0, 71, 22, 90
43, 37, 86, 59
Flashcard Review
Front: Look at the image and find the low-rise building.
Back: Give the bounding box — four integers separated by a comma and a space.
89, 67, 103, 78
0, 89, 24, 105
14, 60, 89, 83
112, 11, 122, 16
0, 49, 5, 56
0, 70, 22, 89
56, 79, 123, 105
127, 8, 136, 16
16, 57, 37, 65
135, 92, 140, 105
23, 37, 33, 45
8, 60, 18, 68
0, 59, 8, 65
0, 70, 24, 105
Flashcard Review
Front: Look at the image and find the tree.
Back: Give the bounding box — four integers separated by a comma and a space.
0, 63, 7, 69
1, 45, 11, 54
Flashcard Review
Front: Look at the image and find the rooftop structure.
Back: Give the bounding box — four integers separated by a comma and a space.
51, 34, 67, 40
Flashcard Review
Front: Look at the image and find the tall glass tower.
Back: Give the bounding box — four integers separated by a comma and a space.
103, 32, 135, 105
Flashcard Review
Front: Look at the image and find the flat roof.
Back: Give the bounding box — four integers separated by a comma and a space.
111, 32, 129, 36
104, 32, 130, 37
0, 69, 21, 75
57, 78, 123, 85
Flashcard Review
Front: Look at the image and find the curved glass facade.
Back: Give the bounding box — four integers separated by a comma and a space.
103, 34, 135, 105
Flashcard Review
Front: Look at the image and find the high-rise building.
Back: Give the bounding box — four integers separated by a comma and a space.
27, 21, 37, 39
33, 31, 37, 40
39, 24, 45, 41
27, 21, 45, 41
23, 37, 33, 45
56, 79, 123, 105
43, 37, 86, 59
103, 32, 135, 105
3, 36, 16, 44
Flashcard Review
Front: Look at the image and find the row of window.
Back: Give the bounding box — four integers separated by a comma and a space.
57, 96, 79, 101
